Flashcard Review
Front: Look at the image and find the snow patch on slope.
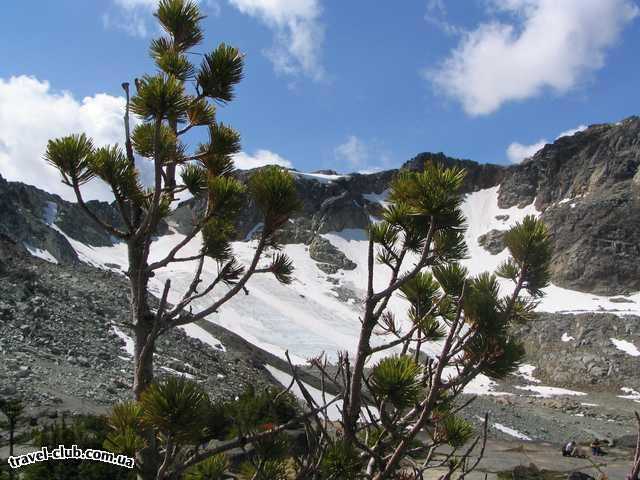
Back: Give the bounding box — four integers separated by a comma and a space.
517, 364, 541, 384
515, 385, 587, 398
619, 387, 640, 403
24, 244, 58, 264
493, 422, 532, 441
363, 190, 390, 207
49, 185, 640, 364
111, 325, 134, 356
291, 171, 347, 184
461, 186, 538, 275
610, 338, 640, 357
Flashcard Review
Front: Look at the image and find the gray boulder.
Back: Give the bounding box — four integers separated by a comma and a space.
478, 229, 507, 255
308, 237, 356, 272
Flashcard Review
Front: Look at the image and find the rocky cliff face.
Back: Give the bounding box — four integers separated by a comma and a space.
406, 119, 640, 295
0, 175, 125, 264
500, 116, 640, 295
512, 311, 640, 391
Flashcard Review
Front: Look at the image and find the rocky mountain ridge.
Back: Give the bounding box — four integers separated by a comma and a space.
4, 115, 637, 295
1, 119, 638, 316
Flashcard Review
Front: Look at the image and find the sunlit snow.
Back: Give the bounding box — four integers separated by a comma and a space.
515, 385, 587, 397
111, 325, 135, 356
290, 171, 347, 184
610, 338, 640, 357
493, 422, 532, 440
619, 387, 640, 403
516, 364, 541, 384
24, 244, 58, 264
47, 185, 640, 376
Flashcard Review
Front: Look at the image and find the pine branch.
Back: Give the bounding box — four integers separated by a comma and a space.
170, 232, 268, 327
133, 117, 164, 241
72, 182, 128, 239
370, 217, 435, 303
170, 395, 343, 478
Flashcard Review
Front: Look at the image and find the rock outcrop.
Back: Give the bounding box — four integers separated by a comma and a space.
512, 311, 640, 391
308, 236, 357, 273
502, 117, 640, 295
478, 229, 507, 255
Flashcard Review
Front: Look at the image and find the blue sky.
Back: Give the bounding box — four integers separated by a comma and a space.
1, 0, 639, 200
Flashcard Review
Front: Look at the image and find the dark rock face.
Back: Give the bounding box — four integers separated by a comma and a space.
403, 152, 507, 194
499, 116, 640, 295
477, 229, 507, 255
0, 178, 78, 263
512, 312, 640, 391
0, 174, 130, 264
308, 236, 357, 273
567, 473, 596, 480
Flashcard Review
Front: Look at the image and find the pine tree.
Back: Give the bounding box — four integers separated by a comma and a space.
104, 162, 552, 479
629, 412, 640, 480
44, 1, 299, 478
295, 163, 553, 479
0, 397, 23, 480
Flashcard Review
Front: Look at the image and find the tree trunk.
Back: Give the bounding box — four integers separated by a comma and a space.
343, 303, 376, 444
8, 419, 15, 480
127, 238, 161, 480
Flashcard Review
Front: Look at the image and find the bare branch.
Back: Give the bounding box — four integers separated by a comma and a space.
171, 234, 268, 327
72, 183, 128, 239
147, 226, 204, 271
133, 117, 164, 241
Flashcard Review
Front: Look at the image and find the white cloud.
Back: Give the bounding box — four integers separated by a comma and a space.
557, 125, 587, 139
114, 0, 157, 8
333, 135, 394, 173
233, 149, 292, 170
0, 75, 142, 202
334, 135, 368, 168
425, 0, 463, 36
506, 124, 589, 163
105, 0, 220, 38
506, 139, 547, 164
228, 0, 326, 81
428, 0, 639, 116
103, 11, 150, 37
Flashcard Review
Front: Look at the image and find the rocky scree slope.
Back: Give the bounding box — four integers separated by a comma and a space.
0, 235, 277, 420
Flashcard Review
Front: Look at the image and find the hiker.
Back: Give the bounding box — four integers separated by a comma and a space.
590, 438, 603, 456
563, 440, 578, 457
